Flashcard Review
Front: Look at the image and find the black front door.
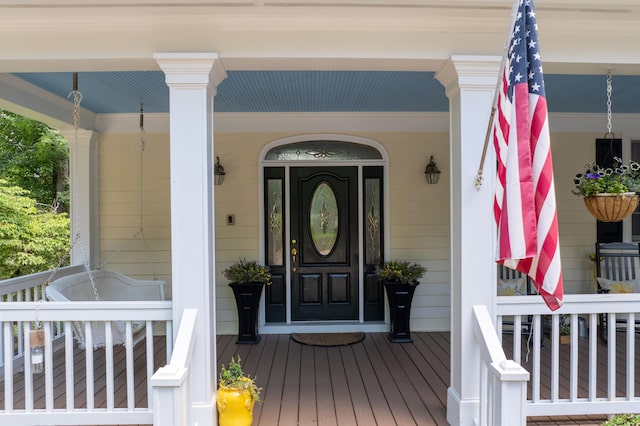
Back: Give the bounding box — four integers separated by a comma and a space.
290, 167, 358, 321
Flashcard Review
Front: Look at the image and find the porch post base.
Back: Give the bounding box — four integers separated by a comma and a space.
446, 387, 478, 426
192, 400, 217, 426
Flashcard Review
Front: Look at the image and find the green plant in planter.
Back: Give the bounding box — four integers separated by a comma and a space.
217, 356, 262, 426
222, 258, 272, 285
559, 315, 571, 336
602, 414, 640, 425
375, 260, 427, 284
573, 157, 640, 197
218, 356, 262, 403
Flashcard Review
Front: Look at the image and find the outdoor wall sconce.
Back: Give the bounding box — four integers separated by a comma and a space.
424, 155, 441, 184
214, 156, 226, 186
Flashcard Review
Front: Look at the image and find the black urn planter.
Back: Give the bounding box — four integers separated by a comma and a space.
229, 282, 264, 344
383, 281, 419, 343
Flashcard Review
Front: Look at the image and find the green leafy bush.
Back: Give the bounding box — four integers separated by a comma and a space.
375, 260, 427, 285
0, 180, 69, 279
222, 259, 271, 285
602, 414, 640, 425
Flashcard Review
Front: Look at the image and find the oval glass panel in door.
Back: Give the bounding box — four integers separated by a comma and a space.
309, 182, 339, 256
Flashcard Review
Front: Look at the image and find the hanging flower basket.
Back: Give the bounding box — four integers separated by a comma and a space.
583, 192, 639, 222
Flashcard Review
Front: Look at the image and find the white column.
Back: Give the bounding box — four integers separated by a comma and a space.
61, 129, 100, 269
435, 55, 501, 426
154, 52, 227, 426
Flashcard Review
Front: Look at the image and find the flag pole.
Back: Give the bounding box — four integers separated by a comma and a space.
475, 0, 521, 190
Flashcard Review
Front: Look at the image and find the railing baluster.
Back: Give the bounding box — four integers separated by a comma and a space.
626, 313, 635, 399
146, 321, 154, 409
126, 321, 135, 410
65, 321, 74, 411
513, 316, 522, 363
166, 320, 173, 361
608, 313, 616, 399
551, 314, 560, 402
569, 314, 579, 401
44, 323, 54, 412
3, 321, 13, 413
532, 315, 541, 403
588, 313, 598, 400
0, 318, 4, 369
85, 322, 95, 411
23, 322, 33, 412
105, 322, 115, 411
17, 291, 24, 357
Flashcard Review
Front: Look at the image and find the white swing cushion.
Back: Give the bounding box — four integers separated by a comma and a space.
45, 270, 166, 349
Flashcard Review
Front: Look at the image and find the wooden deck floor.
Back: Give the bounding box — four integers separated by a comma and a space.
218, 332, 611, 426
218, 332, 451, 426
4, 331, 632, 425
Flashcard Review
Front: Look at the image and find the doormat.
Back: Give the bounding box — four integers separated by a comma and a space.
291, 332, 365, 347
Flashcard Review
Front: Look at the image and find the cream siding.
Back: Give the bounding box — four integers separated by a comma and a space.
554, 132, 600, 295
98, 132, 172, 295
96, 125, 621, 334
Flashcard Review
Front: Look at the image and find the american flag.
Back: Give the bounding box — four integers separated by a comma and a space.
493, 0, 563, 310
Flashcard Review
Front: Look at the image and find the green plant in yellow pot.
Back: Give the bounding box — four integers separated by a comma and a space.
216, 356, 262, 426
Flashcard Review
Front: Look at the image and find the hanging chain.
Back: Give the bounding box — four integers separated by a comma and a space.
67, 73, 100, 301
139, 104, 146, 234
605, 70, 614, 138
138, 104, 158, 280
97, 104, 158, 279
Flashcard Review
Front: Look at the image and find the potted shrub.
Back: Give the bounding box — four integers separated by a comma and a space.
602, 414, 640, 425
216, 356, 262, 426
222, 259, 271, 344
573, 157, 640, 222
376, 260, 427, 343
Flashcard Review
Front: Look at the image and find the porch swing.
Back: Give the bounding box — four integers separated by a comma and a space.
44, 74, 165, 349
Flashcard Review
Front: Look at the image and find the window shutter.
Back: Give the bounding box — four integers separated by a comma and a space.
595, 138, 623, 243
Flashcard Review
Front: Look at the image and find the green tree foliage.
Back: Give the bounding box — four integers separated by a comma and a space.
0, 110, 71, 279
0, 110, 69, 212
0, 180, 70, 279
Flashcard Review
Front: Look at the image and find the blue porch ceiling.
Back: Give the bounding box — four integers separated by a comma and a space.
12, 71, 640, 115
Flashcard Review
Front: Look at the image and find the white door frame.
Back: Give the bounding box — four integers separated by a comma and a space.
258, 134, 390, 334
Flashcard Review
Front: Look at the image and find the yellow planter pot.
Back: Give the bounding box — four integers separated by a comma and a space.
216, 384, 255, 426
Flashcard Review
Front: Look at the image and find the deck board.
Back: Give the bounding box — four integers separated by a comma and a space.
350, 341, 396, 425
297, 343, 319, 425
372, 333, 435, 425
340, 344, 377, 426
4, 331, 631, 425
361, 333, 416, 425
315, 346, 339, 426
278, 335, 302, 426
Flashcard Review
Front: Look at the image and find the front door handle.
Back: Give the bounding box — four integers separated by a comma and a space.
291, 247, 298, 272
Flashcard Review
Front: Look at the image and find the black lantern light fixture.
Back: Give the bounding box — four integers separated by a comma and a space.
214, 156, 226, 186
424, 155, 441, 184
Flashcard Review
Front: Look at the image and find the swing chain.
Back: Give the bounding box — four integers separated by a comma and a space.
605, 70, 614, 138
68, 74, 100, 301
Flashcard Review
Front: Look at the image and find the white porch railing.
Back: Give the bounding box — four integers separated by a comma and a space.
0, 278, 173, 425
473, 305, 529, 426
151, 308, 198, 426
495, 293, 640, 418
0, 265, 85, 371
